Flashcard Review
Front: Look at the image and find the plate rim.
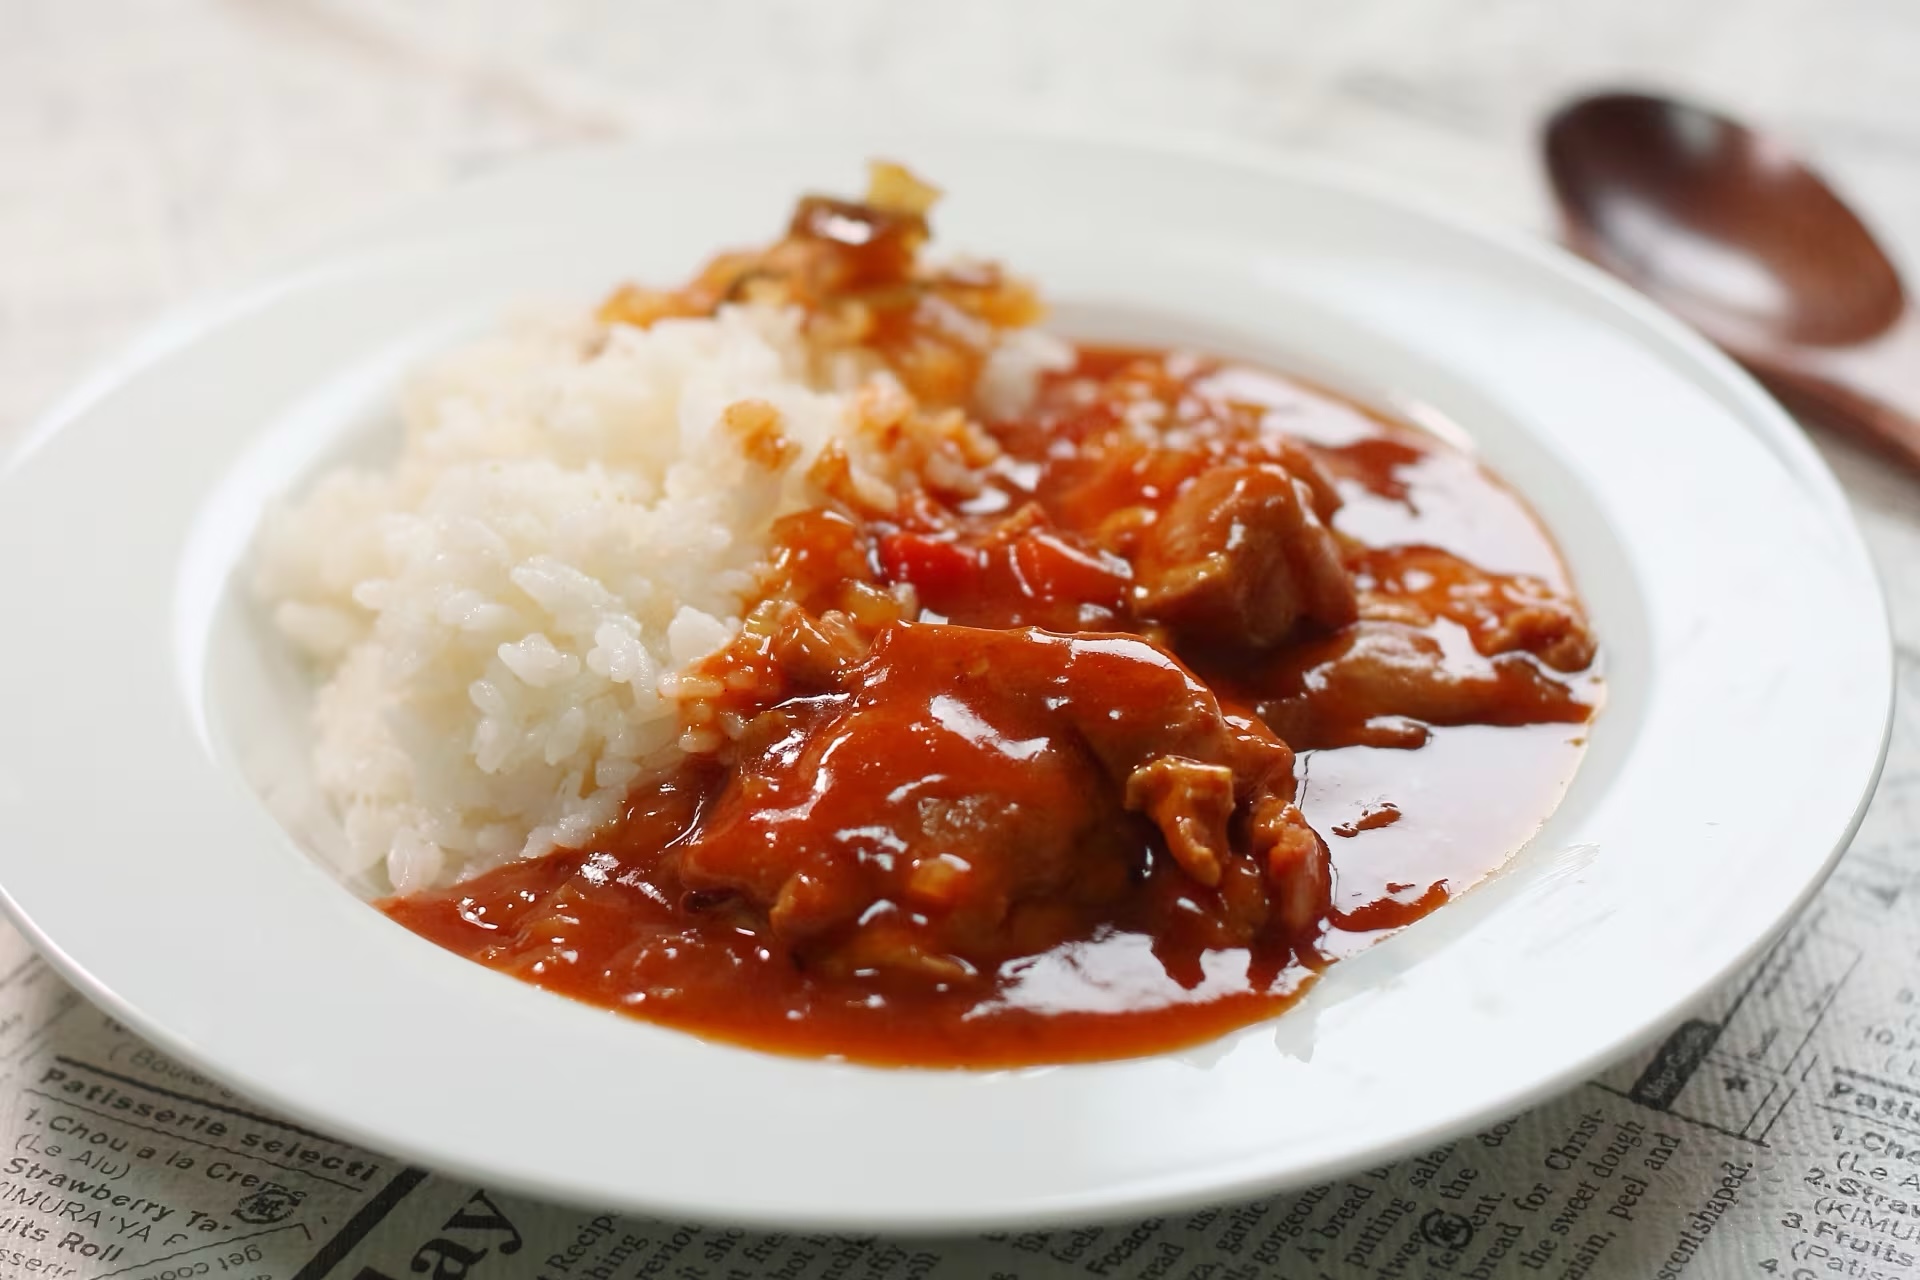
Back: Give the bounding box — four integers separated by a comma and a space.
0, 128, 1895, 1231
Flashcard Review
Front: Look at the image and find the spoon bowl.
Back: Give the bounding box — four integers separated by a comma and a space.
1545, 90, 1920, 472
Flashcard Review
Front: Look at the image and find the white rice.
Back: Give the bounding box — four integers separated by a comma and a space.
253, 300, 1067, 895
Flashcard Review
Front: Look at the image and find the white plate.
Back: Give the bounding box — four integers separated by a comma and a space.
0, 135, 1892, 1231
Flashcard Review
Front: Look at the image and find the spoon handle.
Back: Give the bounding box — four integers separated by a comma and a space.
1751, 312, 1920, 475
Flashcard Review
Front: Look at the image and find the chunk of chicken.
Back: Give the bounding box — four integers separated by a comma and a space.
673, 623, 1329, 982
1124, 757, 1236, 888
1251, 795, 1332, 944
1256, 620, 1592, 750
1133, 463, 1359, 650
1355, 545, 1597, 673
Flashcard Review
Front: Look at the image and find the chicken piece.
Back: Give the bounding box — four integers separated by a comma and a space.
1251, 796, 1332, 943
673, 623, 1329, 982
1133, 464, 1359, 651
1124, 757, 1235, 888
1356, 545, 1598, 673
1270, 437, 1344, 524
1255, 620, 1593, 750
765, 605, 870, 691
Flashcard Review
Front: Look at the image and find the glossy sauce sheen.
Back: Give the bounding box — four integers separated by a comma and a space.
385, 348, 1600, 1066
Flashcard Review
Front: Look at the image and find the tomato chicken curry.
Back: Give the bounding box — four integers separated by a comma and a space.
383, 168, 1600, 1066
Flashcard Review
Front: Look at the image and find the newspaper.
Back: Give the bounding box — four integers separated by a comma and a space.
7, 2, 1920, 1277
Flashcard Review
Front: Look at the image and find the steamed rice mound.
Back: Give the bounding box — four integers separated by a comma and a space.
257, 305, 858, 894
256, 161, 1068, 896
255, 297, 1065, 895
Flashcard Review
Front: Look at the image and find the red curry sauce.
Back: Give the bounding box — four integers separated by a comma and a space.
383, 346, 1600, 1067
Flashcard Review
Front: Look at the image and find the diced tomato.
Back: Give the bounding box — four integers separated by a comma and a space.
879, 532, 981, 600
1009, 531, 1130, 609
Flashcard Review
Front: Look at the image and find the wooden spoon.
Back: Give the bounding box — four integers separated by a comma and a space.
1544, 90, 1920, 474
